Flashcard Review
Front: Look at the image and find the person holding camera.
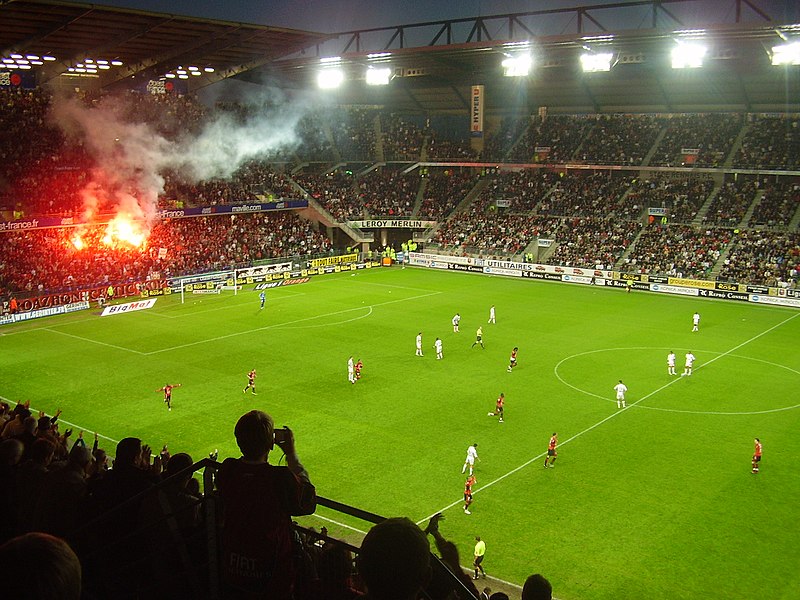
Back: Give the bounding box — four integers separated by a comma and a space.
217, 410, 316, 600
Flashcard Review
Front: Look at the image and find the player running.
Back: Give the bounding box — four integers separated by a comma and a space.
462, 443, 479, 475
463, 475, 476, 515
243, 369, 257, 395
692, 311, 700, 332
488, 393, 504, 423
488, 305, 496, 324
259, 291, 266, 310
156, 383, 181, 412
544, 433, 558, 468
471, 326, 485, 349
507, 347, 518, 373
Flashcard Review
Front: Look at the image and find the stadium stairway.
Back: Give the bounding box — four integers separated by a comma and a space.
739, 188, 765, 228
373, 113, 385, 162
708, 238, 736, 280
640, 125, 668, 167
724, 121, 752, 167
615, 224, 648, 269
789, 201, 800, 230
692, 177, 724, 226
411, 175, 429, 217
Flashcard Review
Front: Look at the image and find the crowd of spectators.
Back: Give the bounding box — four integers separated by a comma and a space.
426, 136, 479, 161
702, 179, 758, 227
433, 212, 564, 257
748, 180, 800, 228
329, 107, 378, 162
508, 115, 593, 163
479, 116, 529, 161
1, 401, 550, 599
381, 114, 426, 161
649, 113, 743, 167
539, 172, 637, 219
733, 115, 800, 170
574, 114, 666, 165
418, 171, 479, 220
479, 170, 559, 214
547, 218, 640, 270
356, 170, 418, 217
717, 230, 799, 287
625, 176, 715, 224
621, 223, 732, 279
0, 211, 332, 297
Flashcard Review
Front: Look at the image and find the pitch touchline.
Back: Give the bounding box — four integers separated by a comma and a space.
418, 311, 799, 524
145, 291, 442, 355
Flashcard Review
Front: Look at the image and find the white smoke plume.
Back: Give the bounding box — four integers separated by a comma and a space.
49, 90, 307, 236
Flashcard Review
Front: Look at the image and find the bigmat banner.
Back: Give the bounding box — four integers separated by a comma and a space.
408, 253, 799, 310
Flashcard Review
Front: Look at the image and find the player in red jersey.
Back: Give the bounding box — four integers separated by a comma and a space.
156, 383, 181, 411
243, 369, 257, 395
751, 438, 762, 473
464, 475, 476, 515
355, 359, 363, 381
544, 432, 558, 468
507, 347, 518, 373
488, 393, 504, 423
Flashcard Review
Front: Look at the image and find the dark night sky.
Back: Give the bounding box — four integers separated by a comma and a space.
92, 1, 798, 35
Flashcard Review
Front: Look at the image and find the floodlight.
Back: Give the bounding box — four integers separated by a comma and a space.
671, 43, 707, 69
366, 67, 391, 86
43, 56, 56, 61
771, 42, 800, 65
203, 67, 215, 73
502, 54, 532, 77
110, 60, 123, 66
581, 52, 614, 72
317, 68, 344, 89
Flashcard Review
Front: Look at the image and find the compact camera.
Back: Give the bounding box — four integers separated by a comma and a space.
274, 427, 288, 444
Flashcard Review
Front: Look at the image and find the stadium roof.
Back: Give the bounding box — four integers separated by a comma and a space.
0, 0, 332, 87
1, 0, 798, 113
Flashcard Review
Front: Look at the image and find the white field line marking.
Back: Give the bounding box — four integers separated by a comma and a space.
43, 328, 145, 355
0, 396, 120, 445
417, 311, 799, 524
145, 291, 442, 355
275, 306, 373, 329
309, 513, 368, 535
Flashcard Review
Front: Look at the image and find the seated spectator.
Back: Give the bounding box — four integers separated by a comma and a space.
522, 573, 553, 600
0, 532, 82, 600
217, 410, 316, 599
357, 517, 431, 600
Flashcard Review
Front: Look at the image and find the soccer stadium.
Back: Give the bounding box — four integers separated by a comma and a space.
0, 0, 799, 598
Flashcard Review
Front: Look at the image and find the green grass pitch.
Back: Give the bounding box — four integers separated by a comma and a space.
2, 266, 799, 600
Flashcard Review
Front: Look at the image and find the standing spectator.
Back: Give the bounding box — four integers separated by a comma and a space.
357, 517, 431, 600
217, 410, 316, 600
522, 573, 553, 600
473, 536, 487, 580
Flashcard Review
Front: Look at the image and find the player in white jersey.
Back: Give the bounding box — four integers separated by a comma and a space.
681, 352, 696, 376
488, 305, 496, 324
452, 313, 461, 332
462, 443, 479, 475
348, 356, 355, 384
415, 332, 423, 356
434, 337, 443, 360
667, 351, 677, 375
614, 380, 628, 408
692, 312, 700, 332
